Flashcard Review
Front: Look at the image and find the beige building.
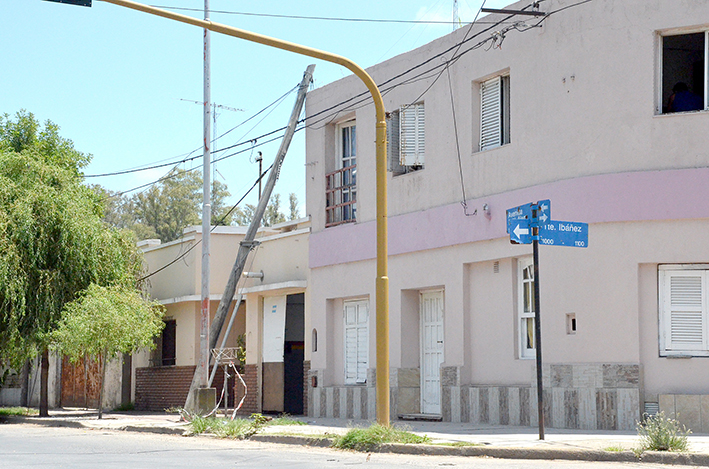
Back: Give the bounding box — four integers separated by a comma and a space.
135, 218, 309, 415
304, 0, 709, 430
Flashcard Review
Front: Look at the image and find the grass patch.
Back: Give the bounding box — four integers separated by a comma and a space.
333, 423, 430, 452
113, 402, 135, 412
0, 407, 38, 417
189, 413, 270, 439
434, 441, 484, 447
603, 444, 626, 452
636, 412, 691, 453
268, 413, 307, 426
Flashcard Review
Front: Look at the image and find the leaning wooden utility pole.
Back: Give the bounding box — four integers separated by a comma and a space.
185, 64, 315, 409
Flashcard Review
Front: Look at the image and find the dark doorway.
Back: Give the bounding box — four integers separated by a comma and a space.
283, 293, 305, 414
162, 320, 176, 366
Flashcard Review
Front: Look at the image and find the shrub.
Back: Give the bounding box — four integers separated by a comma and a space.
333, 423, 430, 452
637, 412, 691, 452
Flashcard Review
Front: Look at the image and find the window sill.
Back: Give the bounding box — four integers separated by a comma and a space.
654, 109, 708, 118
473, 142, 513, 155
661, 352, 707, 358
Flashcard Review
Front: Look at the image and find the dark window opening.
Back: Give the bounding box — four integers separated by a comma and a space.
161, 320, 176, 366
662, 33, 705, 113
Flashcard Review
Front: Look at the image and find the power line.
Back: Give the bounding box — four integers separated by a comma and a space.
84, 85, 298, 179
149, 5, 520, 25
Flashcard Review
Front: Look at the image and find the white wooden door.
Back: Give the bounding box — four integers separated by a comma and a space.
420, 290, 444, 415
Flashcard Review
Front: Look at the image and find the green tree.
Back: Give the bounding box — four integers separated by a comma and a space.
232, 193, 299, 227
288, 192, 300, 221
51, 284, 164, 419
99, 170, 233, 242
0, 110, 147, 416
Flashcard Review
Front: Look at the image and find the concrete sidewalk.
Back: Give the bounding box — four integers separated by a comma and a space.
8, 409, 709, 466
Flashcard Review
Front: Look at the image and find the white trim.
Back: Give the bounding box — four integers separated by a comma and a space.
140, 235, 197, 253
255, 227, 310, 243
240, 280, 308, 295
157, 280, 307, 303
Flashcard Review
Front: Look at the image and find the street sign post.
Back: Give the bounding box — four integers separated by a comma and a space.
506, 200, 588, 441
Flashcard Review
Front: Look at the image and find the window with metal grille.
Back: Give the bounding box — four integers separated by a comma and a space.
659, 265, 709, 356
479, 75, 510, 151
325, 120, 357, 227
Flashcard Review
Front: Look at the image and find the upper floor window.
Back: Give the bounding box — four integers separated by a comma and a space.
660, 31, 708, 114
480, 75, 510, 151
325, 121, 356, 227
388, 102, 425, 175
659, 265, 709, 356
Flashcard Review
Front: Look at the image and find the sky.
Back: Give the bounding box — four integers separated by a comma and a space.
2, 0, 512, 218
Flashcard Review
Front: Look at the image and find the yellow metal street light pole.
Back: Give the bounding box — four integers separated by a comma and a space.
97, 0, 391, 425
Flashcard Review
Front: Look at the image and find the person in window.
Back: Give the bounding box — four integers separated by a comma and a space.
667, 82, 703, 113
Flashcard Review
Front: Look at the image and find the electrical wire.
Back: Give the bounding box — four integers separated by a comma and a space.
149, 5, 520, 25
83, 85, 298, 179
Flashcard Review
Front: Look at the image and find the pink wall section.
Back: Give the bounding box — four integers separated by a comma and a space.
310, 168, 709, 268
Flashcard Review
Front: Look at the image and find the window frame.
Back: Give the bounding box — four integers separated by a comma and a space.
659, 264, 709, 357
518, 257, 536, 359
657, 29, 709, 115
479, 74, 511, 151
343, 299, 369, 385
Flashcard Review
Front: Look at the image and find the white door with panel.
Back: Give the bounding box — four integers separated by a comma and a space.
420, 290, 444, 415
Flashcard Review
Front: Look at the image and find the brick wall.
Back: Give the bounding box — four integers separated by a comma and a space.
135, 366, 195, 411
136, 365, 236, 412
235, 364, 259, 415
303, 360, 310, 416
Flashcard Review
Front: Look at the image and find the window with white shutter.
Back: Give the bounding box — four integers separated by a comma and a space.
479, 75, 510, 151
344, 300, 369, 384
387, 103, 424, 175
659, 265, 709, 356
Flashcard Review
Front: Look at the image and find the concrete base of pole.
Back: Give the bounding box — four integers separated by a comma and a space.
186, 388, 217, 415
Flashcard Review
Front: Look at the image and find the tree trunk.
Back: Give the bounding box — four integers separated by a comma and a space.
20, 359, 30, 408
39, 349, 49, 417
98, 353, 105, 420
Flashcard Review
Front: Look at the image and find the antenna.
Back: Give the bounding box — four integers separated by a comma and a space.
453, 0, 461, 31
179, 99, 245, 186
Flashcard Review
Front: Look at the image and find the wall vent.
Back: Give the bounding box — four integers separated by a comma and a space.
644, 402, 659, 417
493, 261, 500, 273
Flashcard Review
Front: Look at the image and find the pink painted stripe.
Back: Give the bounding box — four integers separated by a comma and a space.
309, 168, 709, 268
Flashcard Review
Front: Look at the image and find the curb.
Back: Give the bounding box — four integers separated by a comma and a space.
8, 417, 709, 466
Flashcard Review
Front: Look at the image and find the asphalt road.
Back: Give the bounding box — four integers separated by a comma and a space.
0, 423, 698, 469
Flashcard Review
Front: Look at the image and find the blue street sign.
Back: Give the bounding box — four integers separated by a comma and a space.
538, 220, 589, 248
507, 200, 551, 244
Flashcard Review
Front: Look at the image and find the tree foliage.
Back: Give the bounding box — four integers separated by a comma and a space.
0, 110, 145, 368
51, 284, 164, 417
232, 192, 300, 227
99, 169, 233, 243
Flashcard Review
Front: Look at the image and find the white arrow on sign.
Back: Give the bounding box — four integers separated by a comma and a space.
540, 202, 549, 212
513, 224, 529, 239
539, 213, 548, 223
